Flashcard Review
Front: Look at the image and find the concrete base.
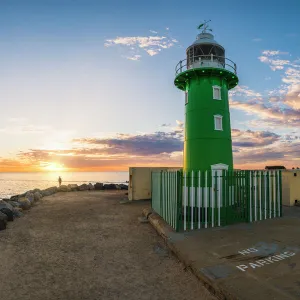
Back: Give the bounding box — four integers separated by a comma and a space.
145, 206, 300, 300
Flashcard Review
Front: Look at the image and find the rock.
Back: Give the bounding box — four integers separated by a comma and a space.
0, 211, 7, 230
103, 184, 117, 190
18, 197, 31, 210
119, 184, 128, 190
13, 209, 23, 218
88, 183, 95, 190
34, 192, 43, 202
78, 184, 89, 191
68, 184, 78, 191
0, 200, 14, 211
25, 192, 35, 204
41, 186, 58, 197
8, 200, 21, 208
57, 185, 70, 192
0, 201, 14, 221
138, 216, 149, 223
0, 208, 14, 221
94, 182, 104, 190
10, 195, 19, 201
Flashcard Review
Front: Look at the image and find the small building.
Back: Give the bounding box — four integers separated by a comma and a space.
282, 170, 300, 206
265, 166, 286, 170
128, 167, 180, 201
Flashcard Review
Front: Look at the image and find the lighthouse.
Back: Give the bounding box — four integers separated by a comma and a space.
174, 22, 238, 172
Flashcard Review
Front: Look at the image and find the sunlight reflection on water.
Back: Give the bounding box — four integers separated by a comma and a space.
0, 172, 129, 198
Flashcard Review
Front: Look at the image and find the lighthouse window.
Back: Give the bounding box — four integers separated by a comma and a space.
185, 91, 189, 104
213, 86, 221, 100
214, 115, 223, 131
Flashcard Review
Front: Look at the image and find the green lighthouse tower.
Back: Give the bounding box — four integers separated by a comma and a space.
174, 22, 238, 172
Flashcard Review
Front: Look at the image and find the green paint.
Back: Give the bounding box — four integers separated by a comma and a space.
175, 68, 238, 171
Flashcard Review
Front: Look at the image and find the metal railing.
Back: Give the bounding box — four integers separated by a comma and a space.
151, 170, 282, 232
175, 55, 237, 75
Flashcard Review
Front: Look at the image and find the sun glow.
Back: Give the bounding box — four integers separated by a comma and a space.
42, 162, 66, 172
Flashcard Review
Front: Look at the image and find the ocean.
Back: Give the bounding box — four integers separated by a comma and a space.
0, 172, 129, 199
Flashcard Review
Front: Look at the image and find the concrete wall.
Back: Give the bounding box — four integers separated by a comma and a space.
282, 170, 300, 206
128, 167, 180, 201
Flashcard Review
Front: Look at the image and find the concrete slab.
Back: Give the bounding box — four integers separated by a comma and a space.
146, 206, 300, 300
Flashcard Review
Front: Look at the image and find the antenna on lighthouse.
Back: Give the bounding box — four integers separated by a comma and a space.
197, 20, 212, 33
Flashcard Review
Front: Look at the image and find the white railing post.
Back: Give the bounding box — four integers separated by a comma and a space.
249, 171, 252, 223
254, 171, 257, 222
264, 171, 267, 220
269, 172, 272, 219
218, 172, 221, 227
259, 171, 262, 220
210, 171, 213, 227
205, 171, 208, 228
277, 171, 280, 217
273, 171, 276, 218
198, 170, 201, 229
191, 171, 194, 230
184, 171, 187, 231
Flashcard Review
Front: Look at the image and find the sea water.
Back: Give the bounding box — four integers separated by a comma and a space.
0, 172, 129, 199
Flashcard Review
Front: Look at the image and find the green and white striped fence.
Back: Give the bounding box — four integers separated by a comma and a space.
151, 170, 282, 232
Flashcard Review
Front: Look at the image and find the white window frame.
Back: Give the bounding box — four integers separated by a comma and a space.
213, 85, 222, 100
185, 91, 188, 105
214, 115, 223, 131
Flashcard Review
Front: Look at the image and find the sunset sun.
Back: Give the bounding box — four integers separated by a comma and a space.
43, 163, 66, 172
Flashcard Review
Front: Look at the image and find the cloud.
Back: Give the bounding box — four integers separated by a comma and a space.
149, 30, 158, 34
123, 54, 141, 61
104, 33, 178, 60
261, 50, 288, 56
231, 53, 300, 128
252, 38, 262, 42
1, 121, 298, 171
230, 85, 262, 99
258, 50, 293, 71
73, 131, 184, 156
234, 141, 300, 166
258, 56, 290, 71
0, 118, 52, 134
230, 99, 300, 127
232, 129, 280, 148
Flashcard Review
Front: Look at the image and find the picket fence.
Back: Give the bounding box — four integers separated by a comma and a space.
151, 170, 282, 232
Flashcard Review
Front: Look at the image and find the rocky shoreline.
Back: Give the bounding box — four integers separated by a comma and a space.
0, 182, 128, 231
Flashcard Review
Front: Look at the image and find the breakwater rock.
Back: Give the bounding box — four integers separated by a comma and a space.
0, 182, 128, 231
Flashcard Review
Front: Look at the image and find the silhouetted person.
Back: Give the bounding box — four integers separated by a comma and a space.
58, 176, 62, 186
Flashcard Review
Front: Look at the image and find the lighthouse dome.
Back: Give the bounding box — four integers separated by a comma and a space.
186, 32, 225, 69
193, 32, 221, 47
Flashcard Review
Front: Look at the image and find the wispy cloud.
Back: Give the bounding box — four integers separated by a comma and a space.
122, 54, 141, 61
230, 85, 262, 99
258, 49, 291, 71
0, 118, 52, 134
232, 129, 280, 148
252, 38, 262, 42
230, 99, 300, 127
104, 31, 178, 60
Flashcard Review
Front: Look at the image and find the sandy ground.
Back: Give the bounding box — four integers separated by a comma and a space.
0, 191, 215, 300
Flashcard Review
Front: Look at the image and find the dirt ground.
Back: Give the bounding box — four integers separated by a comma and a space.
0, 191, 215, 300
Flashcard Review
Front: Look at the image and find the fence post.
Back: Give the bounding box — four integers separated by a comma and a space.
246, 171, 251, 223
176, 170, 183, 232
279, 170, 282, 217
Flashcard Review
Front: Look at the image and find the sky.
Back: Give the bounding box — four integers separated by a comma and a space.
0, 0, 299, 172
